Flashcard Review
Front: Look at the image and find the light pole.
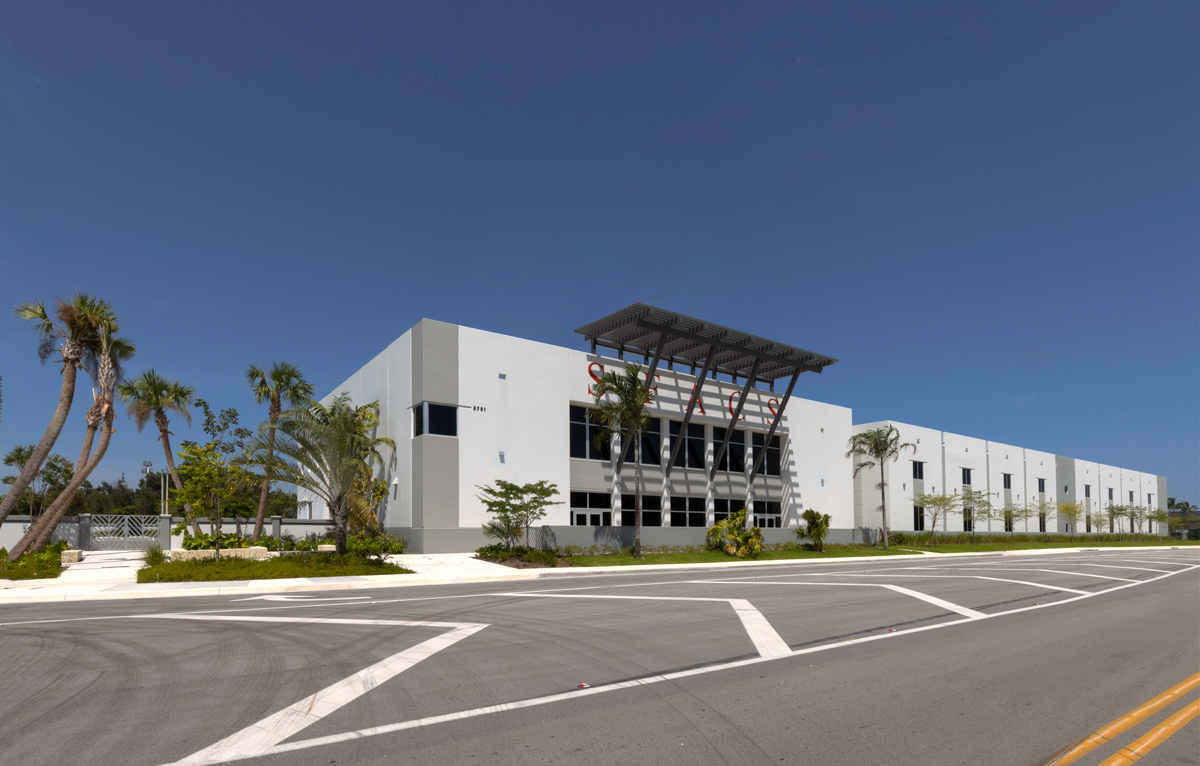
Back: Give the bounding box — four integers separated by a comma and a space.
161, 468, 170, 516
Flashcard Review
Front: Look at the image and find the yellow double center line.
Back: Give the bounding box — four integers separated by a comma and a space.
1049, 672, 1200, 766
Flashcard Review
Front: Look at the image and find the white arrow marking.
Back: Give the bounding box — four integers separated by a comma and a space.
229, 594, 371, 602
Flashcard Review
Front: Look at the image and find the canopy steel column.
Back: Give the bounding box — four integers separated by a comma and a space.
615, 332, 671, 474
747, 368, 800, 487
710, 357, 761, 481
664, 345, 718, 480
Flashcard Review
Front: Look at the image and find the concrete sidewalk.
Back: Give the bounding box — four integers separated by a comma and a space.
0, 545, 1193, 604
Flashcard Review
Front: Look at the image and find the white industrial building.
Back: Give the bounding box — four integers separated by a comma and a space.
300, 304, 1167, 552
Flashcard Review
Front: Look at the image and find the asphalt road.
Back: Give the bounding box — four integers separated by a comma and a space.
0, 549, 1196, 766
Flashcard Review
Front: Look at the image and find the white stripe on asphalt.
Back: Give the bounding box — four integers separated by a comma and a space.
821, 573, 1091, 595
496, 592, 791, 659
1066, 563, 1171, 573
913, 567, 1139, 583
236, 563, 1198, 764
162, 619, 486, 766
683, 580, 987, 619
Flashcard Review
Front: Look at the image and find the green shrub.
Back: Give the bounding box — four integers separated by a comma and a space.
797, 509, 833, 552
137, 552, 413, 583
706, 508, 763, 558
521, 549, 558, 566
142, 545, 166, 567
346, 531, 406, 559
181, 531, 251, 550
475, 543, 509, 561
0, 544, 65, 580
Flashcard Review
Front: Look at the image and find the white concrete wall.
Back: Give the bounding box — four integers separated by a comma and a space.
851, 421, 943, 532
1072, 459, 1101, 533
301, 330, 413, 525
942, 431, 989, 532
1023, 448, 1057, 533
986, 440, 1025, 530
457, 328, 573, 528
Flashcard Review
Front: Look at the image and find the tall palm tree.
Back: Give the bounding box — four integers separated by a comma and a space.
10, 325, 136, 559
846, 425, 915, 549
234, 393, 394, 554
590, 363, 655, 558
245, 362, 314, 540
0, 294, 121, 528
117, 370, 196, 529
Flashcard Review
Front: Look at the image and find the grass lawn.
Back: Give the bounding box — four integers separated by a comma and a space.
137, 552, 414, 583
567, 546, 910, 567
896, 540, 1199, 554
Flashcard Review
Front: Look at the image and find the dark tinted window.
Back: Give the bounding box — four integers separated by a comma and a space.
428, 404, 457, 436
640, 418, 661, 465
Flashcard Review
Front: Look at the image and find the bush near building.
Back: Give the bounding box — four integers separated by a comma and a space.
137, 553, 412, 583
0, 540, 68, 580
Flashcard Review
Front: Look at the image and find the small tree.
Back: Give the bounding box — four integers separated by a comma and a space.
1126, 505, 1148, 535
176, 442, 236, 551
1147, 507, 1169, 536
477, 479, 562, 550
589, 363, 654, 558
1056, 501, 1086, 539
1000, 502, 1035, 535
1105, 504, 1128, 536
912, 492, 960, 539
1033, 498, 1056, 535
961, 489, 996, 542
796, 509, 832, 552
846, 426, 915, 550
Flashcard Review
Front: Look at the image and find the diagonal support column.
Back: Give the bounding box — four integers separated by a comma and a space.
710, 358, 761, 481
664, 344, 718, 480
616, 332, 670, 474
747, 368, 800, 487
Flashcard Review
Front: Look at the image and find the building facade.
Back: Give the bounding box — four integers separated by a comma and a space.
300, 315, 1167, 552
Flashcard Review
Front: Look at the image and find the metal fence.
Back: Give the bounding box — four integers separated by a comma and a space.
90, 515, 160, 550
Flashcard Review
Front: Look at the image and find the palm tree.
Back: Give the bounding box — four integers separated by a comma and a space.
590, 363, 655, 558
10, 325, 136, 559
0, 294, 121, 528
245, 362, 314, 540
117, 370, 197, 530
234, 393, 394, 554
846, 425, 915, 549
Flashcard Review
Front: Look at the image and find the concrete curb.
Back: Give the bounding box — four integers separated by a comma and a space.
0, 545, 1193, 605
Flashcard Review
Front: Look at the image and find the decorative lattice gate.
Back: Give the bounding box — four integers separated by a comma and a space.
90, 515, 159, 550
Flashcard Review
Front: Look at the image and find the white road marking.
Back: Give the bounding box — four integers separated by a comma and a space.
229, 594, 371, 602
1066, 563, 1171, 573
685, 580, 988, 619
158, 616, 486, 766
497, 592, 791, 659
228, 562, 1199, 764
1110, 558, 1196, 567
909, 567, 1138, 583
822, 573, 1091, 595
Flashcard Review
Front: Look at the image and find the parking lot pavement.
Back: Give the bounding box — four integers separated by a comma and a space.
0, 549, 1195, 766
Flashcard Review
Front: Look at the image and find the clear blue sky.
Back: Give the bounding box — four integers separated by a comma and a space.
2, 2, 1197, 502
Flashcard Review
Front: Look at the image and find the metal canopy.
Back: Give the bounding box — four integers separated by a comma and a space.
575, 303, 838, 384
